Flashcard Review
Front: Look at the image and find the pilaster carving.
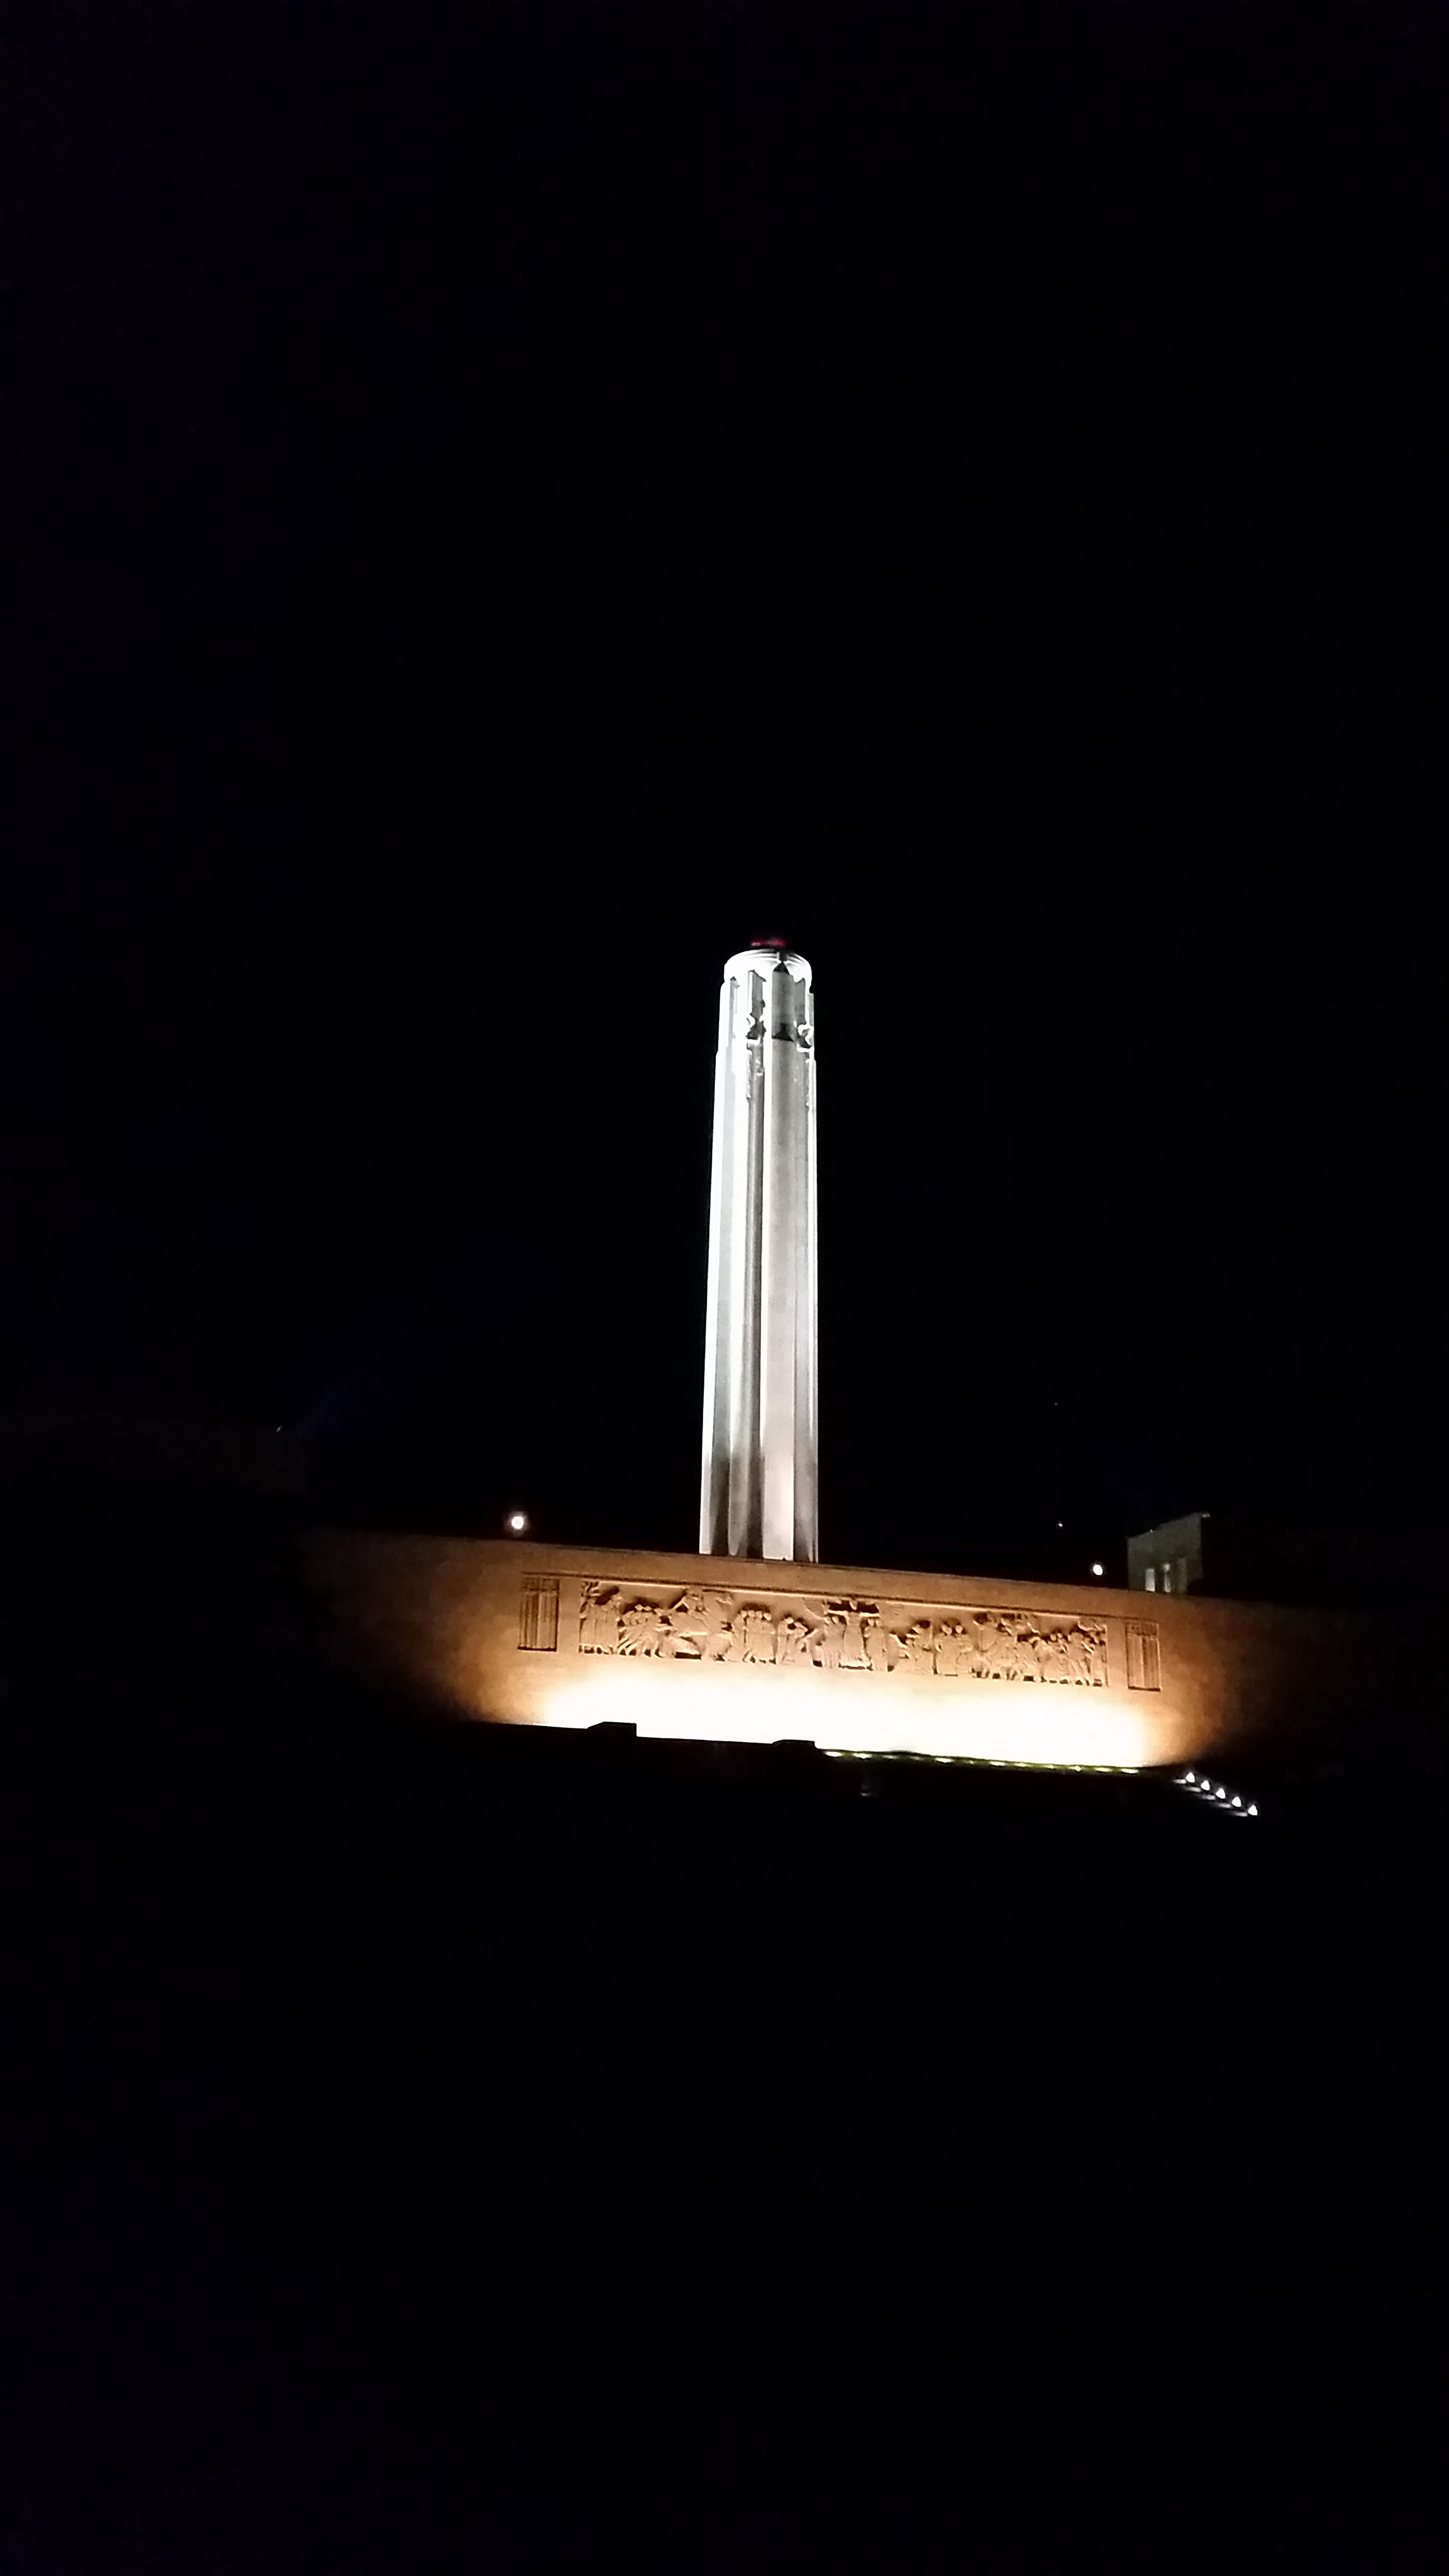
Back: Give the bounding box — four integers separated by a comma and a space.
1126, 1622, 1161, 1691
517, 1575, 559, 1651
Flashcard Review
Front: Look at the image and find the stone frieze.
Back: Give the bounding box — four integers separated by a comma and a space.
512, 1577, 1141, 1688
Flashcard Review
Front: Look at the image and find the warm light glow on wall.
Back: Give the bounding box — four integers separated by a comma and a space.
538, 1661, 1178, 1771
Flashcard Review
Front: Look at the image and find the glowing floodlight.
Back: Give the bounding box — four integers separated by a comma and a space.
1216, 1787, 1226, 1800
1232, 1795, 1242, 1808
506, 1511, 529, 1534
1248, 1803, 1258, 1817
1090, 1562, 1104, 1578
1184, 1770, 1196, 1784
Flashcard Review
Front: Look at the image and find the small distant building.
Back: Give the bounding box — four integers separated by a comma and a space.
1127, 1509, 1449, 1612
1127, 1513, 1208, 1599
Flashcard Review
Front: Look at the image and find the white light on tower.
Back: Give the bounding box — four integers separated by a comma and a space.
506, 1511, 528, 1535
699, 939, 818, 1562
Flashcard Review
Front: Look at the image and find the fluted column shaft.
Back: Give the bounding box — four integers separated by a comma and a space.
699, 946, 817, 1562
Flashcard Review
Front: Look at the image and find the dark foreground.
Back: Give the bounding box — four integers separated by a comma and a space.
2, 1491, 1444, 2572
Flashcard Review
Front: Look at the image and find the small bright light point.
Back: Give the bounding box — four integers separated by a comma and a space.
1217, 1787, 1226, 1800
1248, 1803, 1258, 1817
506, 1511, 528, 1534
1232, 1796, 1242, 1808
1184, 1770, 1196, 1783
1090, 1562, 1104, 1579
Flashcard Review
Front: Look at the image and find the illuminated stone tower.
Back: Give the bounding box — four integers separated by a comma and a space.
699, 938, 818, 1562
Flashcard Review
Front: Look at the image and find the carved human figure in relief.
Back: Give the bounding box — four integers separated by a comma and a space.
969, 1612, 1022, 1683
998, 1624, 1027, 1684
702, 1595, 735, 1659
1031, 1625, 1066, 1681
618, 1598, 669, 1656
775, 1614, 814, 1665
865, 1621, 894, 1674
1017, 1620, 1049, 1682
578, 1582, 619, 1654
826, 1600, 877, 1670
893, 1619, 933, 1675
811, 1613, 842, 1671
735, 1606, 777, 1665
662, 1588, 711, 1658
933, 1621, 968, 1678
1009, 1619, 1039, 1682
1065, 1621, 1106, 1686
966, 1613, 993, 1680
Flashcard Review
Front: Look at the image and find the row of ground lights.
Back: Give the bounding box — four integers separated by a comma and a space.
1180, 1768, 1258, 1817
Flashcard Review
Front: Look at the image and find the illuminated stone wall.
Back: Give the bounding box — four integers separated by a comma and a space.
296, 1535, 1442, 1772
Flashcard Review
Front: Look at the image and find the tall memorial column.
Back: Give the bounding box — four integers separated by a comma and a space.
699, 938, 818, 1562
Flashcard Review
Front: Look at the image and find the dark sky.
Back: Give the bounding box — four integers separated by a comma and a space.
6, 0, 1448, 1570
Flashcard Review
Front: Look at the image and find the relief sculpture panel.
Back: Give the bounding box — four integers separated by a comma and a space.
561, 1580, 1112, 1686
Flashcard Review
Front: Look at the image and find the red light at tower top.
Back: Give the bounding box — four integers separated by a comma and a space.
750, 935, 789, 950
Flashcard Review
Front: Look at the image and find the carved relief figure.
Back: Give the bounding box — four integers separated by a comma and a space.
662, 1588, 711, 1658
893, 1619, 934, 1675
1038, 1626, 1070, 1681
702, 1595, 735, 1659
775, 1614, 814, 1665
826, 1600, 878, 1670
1021, 1622, 1053, 1682
865, 1622, 894, 1674
933, 1621, 967, 1678
735, 1606, 777, 1665
578, 1582, 619, 1654
976, 1613, 1030, 1683
618, 1599, 670, 1656
1064, 1621, 1106, 1686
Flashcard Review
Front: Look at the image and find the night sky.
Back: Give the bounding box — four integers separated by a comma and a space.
8, 0, 1448, 1569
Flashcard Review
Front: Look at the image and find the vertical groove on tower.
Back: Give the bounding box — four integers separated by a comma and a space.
700, 943, 818, 1562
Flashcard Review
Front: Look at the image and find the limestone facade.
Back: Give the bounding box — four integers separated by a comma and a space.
296, 1534, 1444, 1773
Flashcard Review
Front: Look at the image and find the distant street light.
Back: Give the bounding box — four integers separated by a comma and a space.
506, 1510, 528, 1534
1090, 1561, 1104, 1578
